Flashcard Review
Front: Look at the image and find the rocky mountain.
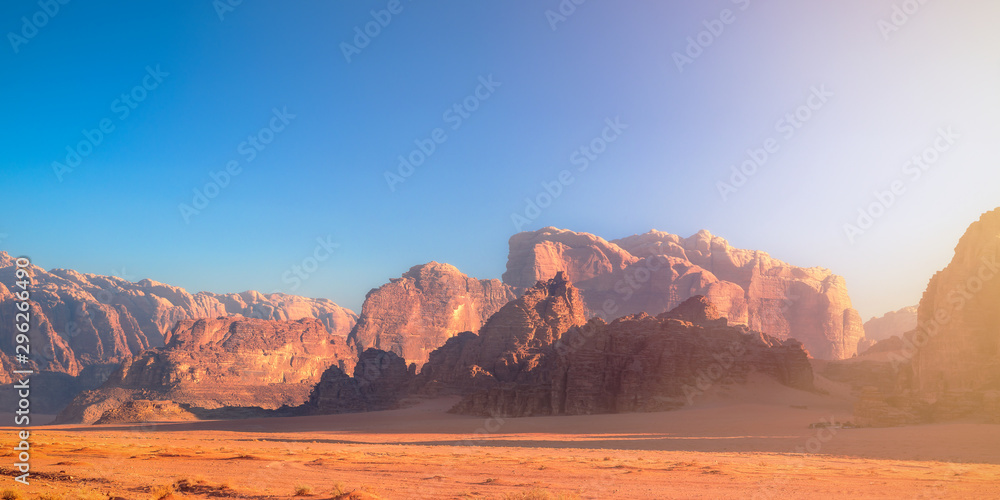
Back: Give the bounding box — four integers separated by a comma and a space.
416, 271, 587, 396
413, 272, 814, 417
0, 251, 356, 410
501, 227, 864, 359
347, 262, 516, 369
55, 317, 355, 424
912, 208, 1000, 395
859, 306, 918, 352
0, 251, 357, 374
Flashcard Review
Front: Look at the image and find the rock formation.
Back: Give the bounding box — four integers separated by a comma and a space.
54, 317, 354, 424
0, 251, 357, 376
414, 272, 814, 417
502, 227, 864, 359
863, 306, 918, 342
416, 272, 587, 395
347, 262, 516, 370
0, 252, 356, 413
911, 208, 1000, 395
858, 306, 918, 352
303, 348, 413, 414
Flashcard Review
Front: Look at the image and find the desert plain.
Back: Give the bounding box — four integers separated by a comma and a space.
4, 376, 999, 500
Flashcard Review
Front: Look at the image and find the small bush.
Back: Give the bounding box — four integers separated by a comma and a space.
0, 490, 25, 500
294, 484, 313, 495
150, 484, 175, 500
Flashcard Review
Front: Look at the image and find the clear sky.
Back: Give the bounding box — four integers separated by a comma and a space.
1, 0, 997, 320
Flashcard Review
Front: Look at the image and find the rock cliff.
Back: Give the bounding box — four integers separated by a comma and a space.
0, 252, 356, 375
54, 317, 354, 424
347, 262, 516, 369
412, 271, 814, 417
912, 208, 1000, 395
416, 272, 587, 395
502, 227, 864, 359
303, 348, 413, 414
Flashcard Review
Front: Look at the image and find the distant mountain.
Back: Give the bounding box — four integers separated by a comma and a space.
347, 262, 516, 369
55, 316, 355, 424
858, 306, 918, 352
0, 250, 356, 374
0, 251, 356, 412
502, 227, 864, 359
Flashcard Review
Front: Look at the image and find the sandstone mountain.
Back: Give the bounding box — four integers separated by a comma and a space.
0, 251, 356, 376
416, 271, 587, 396
414, 272, 814, 417
54, 317, 355, 424
0, 251, 356, 411
347, 262, 516, 369
858, 306, 918, 352
912, 208, 1000, 395
502, 227, 864, 359
822, 209, 1000, 426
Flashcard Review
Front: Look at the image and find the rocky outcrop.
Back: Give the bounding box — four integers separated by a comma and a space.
54, 317, 354, 424
502, 227, 864, 359
911, 208, 1000, 395
303, 348, 413, 414
409, 274, 815, 418
416, 272, 587, 395
451, 295, 815, 417
348, 262, 516, 370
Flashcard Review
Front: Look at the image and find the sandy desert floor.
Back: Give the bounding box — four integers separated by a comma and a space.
3, 380, 1000, 499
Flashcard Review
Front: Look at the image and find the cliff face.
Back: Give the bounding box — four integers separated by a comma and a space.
415, 272, 587, 394
54, 317, 354, 424
304, 348, 413, 414
0, 252, 357, 376
912, 208, 1000, 394
502, 227, 864, 359
411, 272, 814, 418
347, 262, 517, 370
451, 295, 814, 417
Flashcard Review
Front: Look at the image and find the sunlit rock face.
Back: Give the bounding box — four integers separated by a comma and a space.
443, 293, 814, 418
347, 262, 517, 370
0, 251, 357, 376
502, 227, 864, 359
912, 208, 1000, 395
54, 316, 355, 424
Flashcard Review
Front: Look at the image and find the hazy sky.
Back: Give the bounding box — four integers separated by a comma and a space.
1, 0, 997, 319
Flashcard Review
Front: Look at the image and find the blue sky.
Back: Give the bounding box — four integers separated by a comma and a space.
1, 0, 997, 319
